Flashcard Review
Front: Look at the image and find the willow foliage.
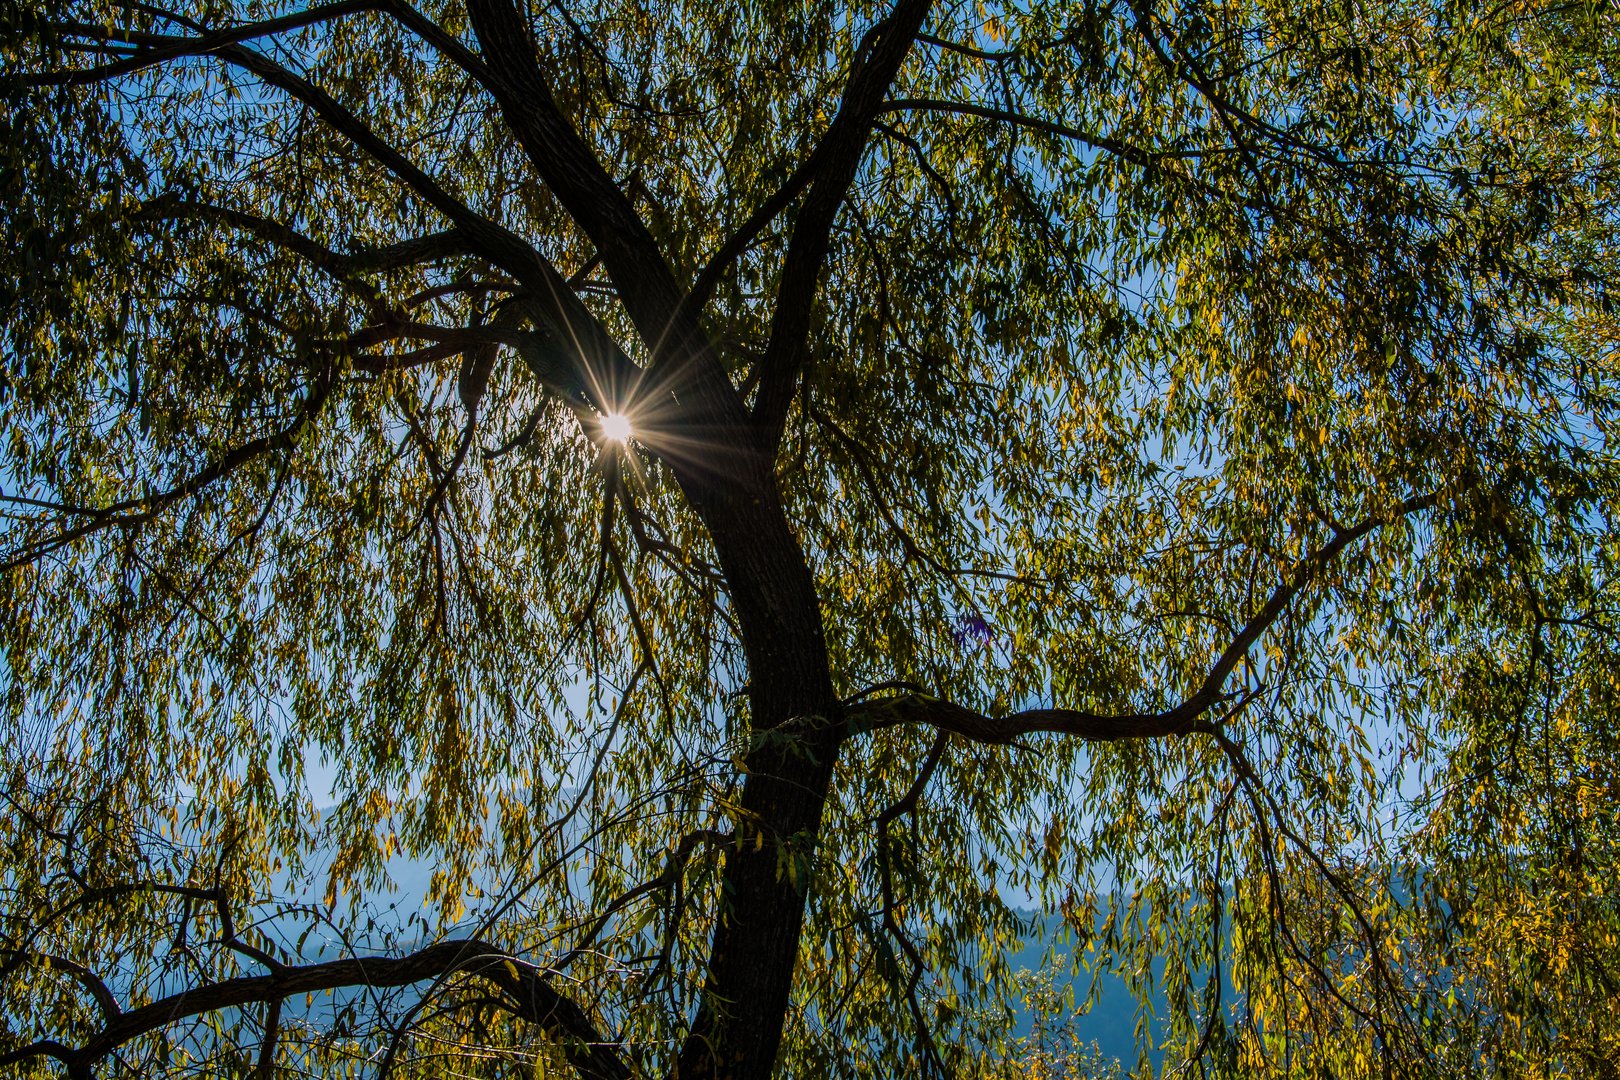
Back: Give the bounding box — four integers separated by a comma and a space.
2, 0, 1619, 1077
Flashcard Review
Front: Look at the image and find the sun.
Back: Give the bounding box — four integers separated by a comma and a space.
601, 412, 633, 443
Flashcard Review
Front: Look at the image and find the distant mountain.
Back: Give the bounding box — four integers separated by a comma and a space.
1005, 913, 1168, 1070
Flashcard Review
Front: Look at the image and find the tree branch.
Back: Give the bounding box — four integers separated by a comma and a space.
31, 5, 650, 403
880, 98, 1192, 168
463, 0, 711, 383
26, 2, 500, 95
0, 1040, 79, 1076
139, 201, 471, 277
25, 3, 385, 87
180, 36, 643, 415
1, 939, 629, 1080
849, 691, 1223, 745
29, 954, 121, 1022
848, 492, 1438, 745
0, 373, 337, 571
750, 0, 933, 452
28, 1, 770, 491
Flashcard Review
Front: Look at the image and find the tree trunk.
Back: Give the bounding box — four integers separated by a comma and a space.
673, 474, 842, 1080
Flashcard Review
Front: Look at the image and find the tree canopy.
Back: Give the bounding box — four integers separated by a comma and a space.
3, 0, 1620, 1076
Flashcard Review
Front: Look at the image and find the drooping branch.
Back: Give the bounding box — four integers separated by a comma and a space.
873, 731, 951, 1078
25, 3, 387, 88
808, 402, 1043, 586
681, 143, 830, 320
27, 1, 501, 95
555, 828, 733, 972
29, 4, 679, 436
750, 0, 934, 451
138, 201, 472, 278
0, 939, 630, 1080
30, 955, 120, 1023
1211, 727, 1428, 1056
880, 97, 1183, 169
168, 36, 645, 411
0, 372, 337, 571
848, 492, 1439, 745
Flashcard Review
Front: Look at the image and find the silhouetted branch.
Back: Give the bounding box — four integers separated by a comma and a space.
751, 0, 934, 450
1, 939, 630, 1080
0, 372, 336, 571
849, 493, 1438, 745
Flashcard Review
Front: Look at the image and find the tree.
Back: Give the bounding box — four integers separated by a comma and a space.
2, 0, 1619, 1076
